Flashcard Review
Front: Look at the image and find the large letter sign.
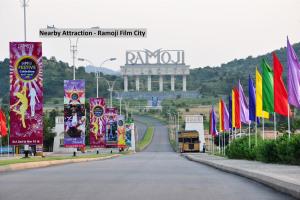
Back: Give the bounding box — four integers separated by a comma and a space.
9, 42, 43, 145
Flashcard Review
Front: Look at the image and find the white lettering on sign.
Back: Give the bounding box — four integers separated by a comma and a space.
126, 49, 185, 65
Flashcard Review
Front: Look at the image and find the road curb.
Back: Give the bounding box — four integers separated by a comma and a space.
0, 154, 121, 173
183, 154, 300, 199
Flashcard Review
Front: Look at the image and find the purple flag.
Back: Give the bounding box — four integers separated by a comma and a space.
211, 107, 218, 136
287, 38, 300, 108
223, 101, 230, 131
239, 80, 250, 124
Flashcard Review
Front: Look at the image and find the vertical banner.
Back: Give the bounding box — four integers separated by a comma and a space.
117, 115, 126, 148
64, 80, 86, 147
9, 42, 43, 145
104, 107, 118, 147
89, 98, 106, 148
125, 122, 135, 151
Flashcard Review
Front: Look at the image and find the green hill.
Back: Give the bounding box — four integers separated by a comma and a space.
188, 42, 300, 97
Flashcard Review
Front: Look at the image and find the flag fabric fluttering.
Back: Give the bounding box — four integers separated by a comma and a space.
0, 109, 7, 137
219, 99, 224, 132
249, 75, 256, 122
232, 90, 236, 128
262, 59, 274, 113
233, 88, 241, 128
222, 99, 230, 131
273, 52, 289, 116
210, 107, 218, 136
239, 81, 250, 124
256, 68, 269, 118
229, 95, 232, 129
287, 38, 300, 109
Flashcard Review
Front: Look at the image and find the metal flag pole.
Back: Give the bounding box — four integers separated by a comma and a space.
262, 117, 265, 140
274, 112, 277, 140
288, 104, 291, 140
7, 131, 9, 157
223, 132, 225, 155
255, 118, 258, 146
212, 136, 214, 154
248, 122, 251, 148
218, 133, 221, 154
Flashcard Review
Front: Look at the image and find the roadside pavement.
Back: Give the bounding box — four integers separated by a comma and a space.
183, 153, 300, 199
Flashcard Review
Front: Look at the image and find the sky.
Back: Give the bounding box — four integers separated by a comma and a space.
0, 0, 300, 71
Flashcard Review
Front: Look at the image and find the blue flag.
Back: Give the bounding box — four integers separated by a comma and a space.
249, 75, 256, 122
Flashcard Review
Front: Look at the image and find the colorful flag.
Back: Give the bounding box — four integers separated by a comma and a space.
210, 107, 218, 136
256, 68, 269, 118
239, 81, 250, 124
222, 100, 230, 131
234, 88, 241, 128
273, 52, 289, 116
287, 38, 300, 108
232, 90, 236, 128
0, 109, 7, 137
262, 59, 274, 113
9, 42, 43, 145
229, 95, 232, 129
219, 99, 224, 132
249, 75, 256, 122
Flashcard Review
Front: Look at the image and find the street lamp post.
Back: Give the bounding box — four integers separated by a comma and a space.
78, 58, 116, 98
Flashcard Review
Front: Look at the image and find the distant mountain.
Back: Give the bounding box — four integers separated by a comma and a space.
187, 42, 300, 98
84, 65, 121, 76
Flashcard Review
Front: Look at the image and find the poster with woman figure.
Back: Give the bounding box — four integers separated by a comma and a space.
89, 98, 106, 148
9, 42, 43, 145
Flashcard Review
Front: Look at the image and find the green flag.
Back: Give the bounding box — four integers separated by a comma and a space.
262, 59, 274, 112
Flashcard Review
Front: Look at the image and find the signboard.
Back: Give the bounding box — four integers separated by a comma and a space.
117, 115, 126, 148
64, 80, 86, 147
89, 98, 106, 148
104, 107, 118, 147
9, 42, 43, 145
126, 49, 185, 65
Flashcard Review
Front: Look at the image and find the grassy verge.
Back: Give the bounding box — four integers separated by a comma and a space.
0, 153, 120, 166
137, 126, 154, 151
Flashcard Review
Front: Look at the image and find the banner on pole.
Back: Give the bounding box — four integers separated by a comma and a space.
89, 98, 106, 148
9, 42, 43, 145
117, 115, 126, 148
125, 122, 135, 151
104, 107, 118, 147
64, 80, 86, 147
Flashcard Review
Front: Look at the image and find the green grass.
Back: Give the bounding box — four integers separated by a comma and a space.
0, 153, 118, 166
137, 126, 154, 151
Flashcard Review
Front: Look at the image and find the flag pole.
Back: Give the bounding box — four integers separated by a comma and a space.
218, 133, 221, 154
212, 136, 214, 154
274, 112, 277, 140
223, 131, 226, 155
262, 117, 265, 140
255, 117, 258, 146
0, 135, 2, 157
248, 122, 251, 148
288, 104, 291, 140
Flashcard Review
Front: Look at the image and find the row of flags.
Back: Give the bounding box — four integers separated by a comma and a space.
210, 38, 300, 135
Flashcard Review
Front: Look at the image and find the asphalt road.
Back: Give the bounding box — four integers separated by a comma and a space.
0, 116, 295, 200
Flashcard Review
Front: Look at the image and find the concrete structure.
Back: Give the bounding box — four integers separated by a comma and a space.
184, 115, 205, 151
53, 116, 76, 153
121, 49, 190, 92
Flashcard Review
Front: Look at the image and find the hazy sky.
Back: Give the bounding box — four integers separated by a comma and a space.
0, 0, 300, 71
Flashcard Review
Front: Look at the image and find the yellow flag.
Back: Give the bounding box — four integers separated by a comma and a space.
219, 99, 223, 132
256, 68, 269, 118
232, 90, 235, 128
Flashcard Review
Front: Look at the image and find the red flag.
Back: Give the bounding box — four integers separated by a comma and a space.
273, 53, 289, 116
234, 88, 241, 128
0, 109, 7, 137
